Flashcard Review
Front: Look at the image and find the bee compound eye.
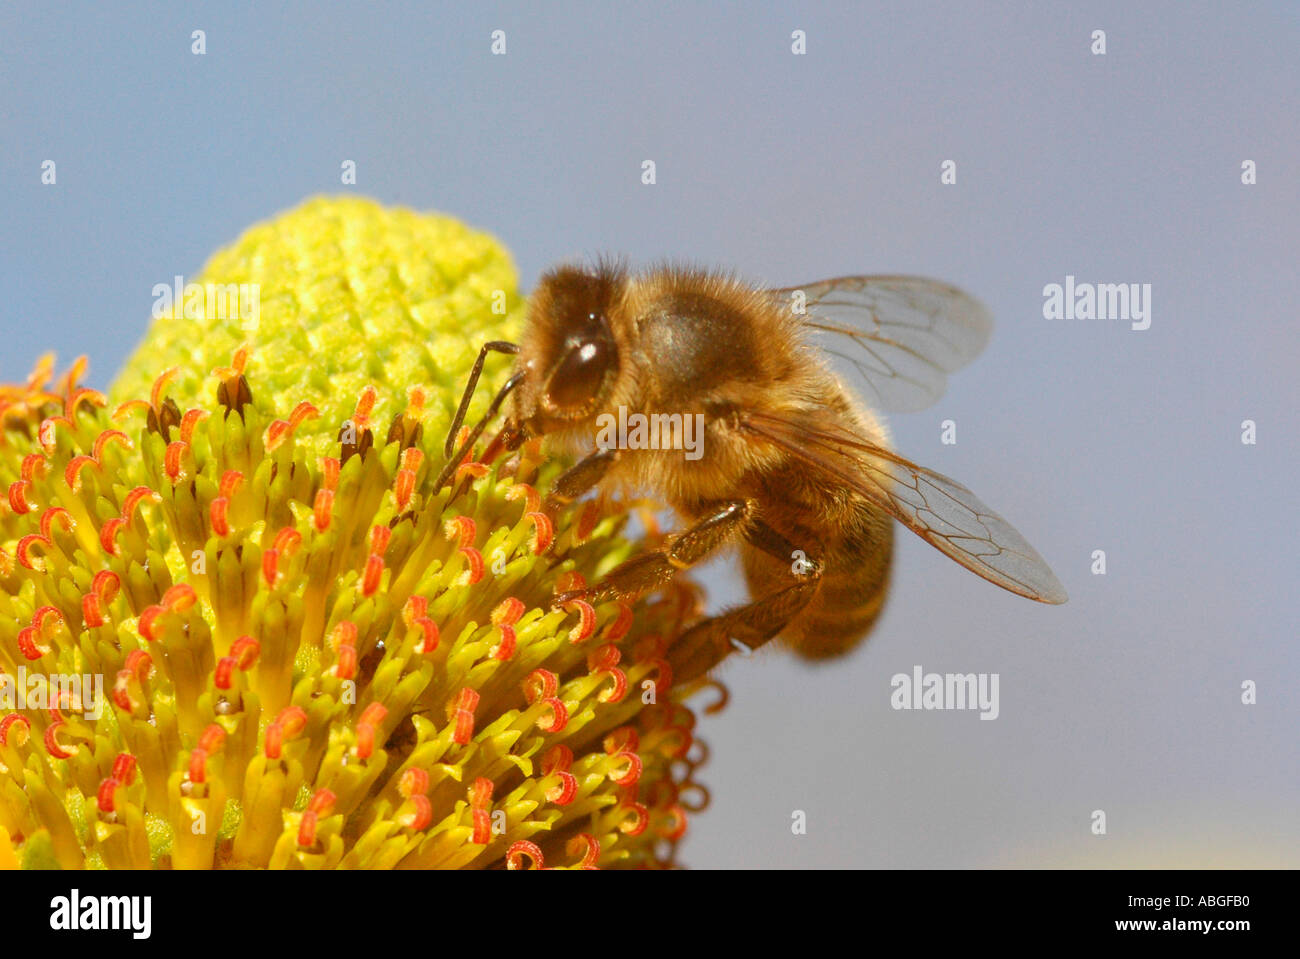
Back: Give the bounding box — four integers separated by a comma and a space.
545, 337, 613, 413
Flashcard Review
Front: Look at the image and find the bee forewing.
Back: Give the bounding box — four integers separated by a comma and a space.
770, 275, 994, 413
741, 409, 1068, 605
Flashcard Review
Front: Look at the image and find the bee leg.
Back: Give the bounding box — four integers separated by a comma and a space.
669, 522, 823, 684
554, 499, 751, 606
545, 448, 620, 511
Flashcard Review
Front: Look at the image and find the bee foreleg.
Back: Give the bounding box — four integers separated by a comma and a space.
554, 499, 751, 606
545, 448, 621, 510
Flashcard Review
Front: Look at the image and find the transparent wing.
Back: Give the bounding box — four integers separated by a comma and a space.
741, 408, 1067, 604
770, 275, 994, 412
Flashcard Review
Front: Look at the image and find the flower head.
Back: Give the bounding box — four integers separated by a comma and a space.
0, 197, 714, 869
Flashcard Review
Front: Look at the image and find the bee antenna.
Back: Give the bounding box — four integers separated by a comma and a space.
433, 369, 525, 492
443, 341, 520, 458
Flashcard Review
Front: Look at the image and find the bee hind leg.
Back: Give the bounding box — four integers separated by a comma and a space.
669, 522, 823, 683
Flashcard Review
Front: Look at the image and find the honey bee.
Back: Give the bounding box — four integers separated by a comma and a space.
437, 262, 1066, 682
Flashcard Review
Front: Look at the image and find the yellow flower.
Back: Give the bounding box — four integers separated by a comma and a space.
0, 197, 713, 869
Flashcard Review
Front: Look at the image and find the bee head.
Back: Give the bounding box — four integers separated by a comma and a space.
511, 262, 625, 438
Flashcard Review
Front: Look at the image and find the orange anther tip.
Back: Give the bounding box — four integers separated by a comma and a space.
451, 710, 475, 746
400, 794, 433, 831
277, 705, 308, 738
199, 724, 226, 753
414, 618, 439, 654
20, 453, 47, 481
136, 605, 164, 642
162, 582, 197, 611
210, 499, 231, 537
491, 597, 525, 627
82, 594, 105, 629
403, 595, 428, 621
537, 697, 568, 734
7, 481, 34, 514
66, 387, 106, 416
272, 527, 302, 554
296, 810, 319, 848
289, 401, 319, 427
369, 525, 392, 555
97, 777, 121, 813
261, 549, 280, 587
218, 469, 243, 498
361, 554, 384, 597
150, 368, 179, 409
542, 744, 574, 775
39, 507, 73, 539
606, 603, 635, 641
328, 621, 358, 650
394, 470, 416, 510
16, 627, 45, 661
110, 399, 150, 422
470, 808, 492, 844
112, 752, 137, 784
321, 457, 341, 489
604, 727, 639, 755
312, 489, 334, 531
443, 516, 476, 547
63, 456, 95, 492
213, 657, 236, 690
460, 548, 484, 584
231, 636, 260, 667
523, 669, 559, 704
399, 767, 430, 798
37, 417, 61, 450
359, 702, 388, 727
658, 805, 689, 841
308, 788, 336, 815
564, 600, 597, 644
506, 841, 544, 871
44, 721, 75, 760
506, 483, 541, 512
469, 777, 494, 809
178, 408, 209, 443
597, 667, 628, 704
32, 605, 63, 635
490, 625, 516, 661
16, 532, 51, 569
587, 643, 621, 671
124, 649, 152, 676
454, 461, 489, 483
0, 714, 31, 746
355, 386, 378, 418
526, 511, 554, 554
163, 441, 186, 482
92, 430, 131, 460
567, 834, 601, 870
121, 486, 160, 521
547, 771, 578, 805
93, 569, 121, 599
619, 802, 650, 837
610, 750, 642, 786
334, 644, 357, 680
